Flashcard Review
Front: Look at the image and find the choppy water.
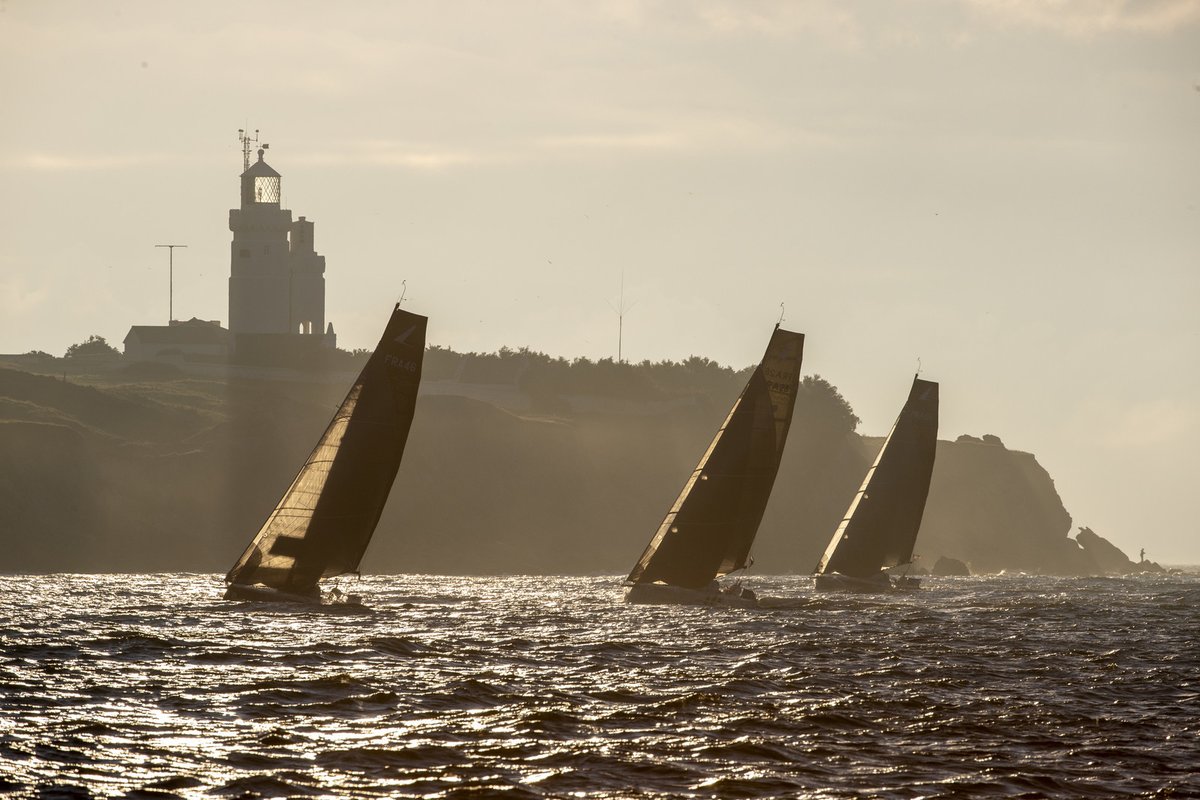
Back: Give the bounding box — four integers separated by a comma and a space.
1, 573, 1197, 799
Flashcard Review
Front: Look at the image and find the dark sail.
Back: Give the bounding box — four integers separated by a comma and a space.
627, 327, 804, 590
815, 376, 938, 578
226, 305, 426, 594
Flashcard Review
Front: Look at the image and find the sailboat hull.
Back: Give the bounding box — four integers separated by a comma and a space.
624, 582, 759, 608
813, 572, 921, 593
223, 582, 323, 605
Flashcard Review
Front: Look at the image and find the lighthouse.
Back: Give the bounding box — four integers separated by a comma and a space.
124, 133, 337, 367
228, 136, 334, 356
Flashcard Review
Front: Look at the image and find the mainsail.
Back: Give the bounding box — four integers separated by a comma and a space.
225, 305, 426, 594
627, 327, 804, 590
815, 376, 938, 578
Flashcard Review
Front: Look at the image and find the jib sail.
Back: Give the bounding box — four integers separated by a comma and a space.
815, 376, 938, 578
226, 305, 426, 594
627, 327, 804, 590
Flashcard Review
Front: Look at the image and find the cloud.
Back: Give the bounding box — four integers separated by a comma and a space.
963, 0, 1200, 37
592, 0, 865, 50
692, 0, 865, 48
1, 152, 176, 172
1098, 398, 1197, 448
645, 0, 1199, 46
533, 116, 807, 154
270, 110, 818, 170
535, 132, 684, 151
290, 145, 490, 171
0, 277, 49, 318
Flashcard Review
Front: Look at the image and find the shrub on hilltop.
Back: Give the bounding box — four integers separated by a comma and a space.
63, 335, 120, 359
418, 344, 751, 405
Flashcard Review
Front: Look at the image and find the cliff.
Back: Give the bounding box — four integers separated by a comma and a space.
917, 434, 1084, 574
0, 362, 1137, 575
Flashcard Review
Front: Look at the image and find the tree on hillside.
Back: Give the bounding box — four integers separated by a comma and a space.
799, 375, 860, 435
64, 335, 120, 359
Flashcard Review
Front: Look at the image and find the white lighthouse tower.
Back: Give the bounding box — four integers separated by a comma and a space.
228, 132, 334, 359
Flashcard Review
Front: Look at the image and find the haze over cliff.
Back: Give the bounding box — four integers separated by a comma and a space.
0, 350, 1143, 576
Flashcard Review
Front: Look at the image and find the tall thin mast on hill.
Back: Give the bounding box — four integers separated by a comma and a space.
607, 271, 636, 363
154, 244, 187, 323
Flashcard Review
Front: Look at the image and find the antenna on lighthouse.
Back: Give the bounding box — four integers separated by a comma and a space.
238, 128, 260, 171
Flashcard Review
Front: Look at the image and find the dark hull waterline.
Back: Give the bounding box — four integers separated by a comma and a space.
624, 581, 759, 608
223, 582, 322, 604
814, 571, 922, 593
224, 578, 369, 609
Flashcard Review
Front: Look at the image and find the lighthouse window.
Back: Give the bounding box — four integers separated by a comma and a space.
253, 175, 280, 204
263, 245, 270, 255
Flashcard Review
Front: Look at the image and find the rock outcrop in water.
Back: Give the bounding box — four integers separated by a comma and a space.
931, 556, 971, 576
1074, 527, 1164, 575
0, 357, 1140, 576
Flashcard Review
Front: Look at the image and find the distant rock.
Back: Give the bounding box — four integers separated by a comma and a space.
931, 556, 971, 576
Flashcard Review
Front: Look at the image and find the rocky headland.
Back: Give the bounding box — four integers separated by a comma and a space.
0, 351, 1146, 576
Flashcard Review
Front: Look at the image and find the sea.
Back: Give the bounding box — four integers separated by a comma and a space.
1, 573, 1197, 799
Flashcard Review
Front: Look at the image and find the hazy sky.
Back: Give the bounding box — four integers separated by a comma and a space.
2, 0, 1198, 562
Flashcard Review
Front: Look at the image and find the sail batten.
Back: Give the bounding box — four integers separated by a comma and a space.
225, 305, 426, 595
816, 376, 938, 578
627, 327, 804, 590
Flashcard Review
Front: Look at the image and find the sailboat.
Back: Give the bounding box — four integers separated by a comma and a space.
625, 326, 804, 607
813, 376, 938, 592
224, 304, 427, 605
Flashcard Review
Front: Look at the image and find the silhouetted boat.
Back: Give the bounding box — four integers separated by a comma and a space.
224, 304, 426, 605
814, 376, 938, 592
625, 326, 804, 607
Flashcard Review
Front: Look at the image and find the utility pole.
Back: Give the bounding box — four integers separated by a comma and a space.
155, 244, 187, 323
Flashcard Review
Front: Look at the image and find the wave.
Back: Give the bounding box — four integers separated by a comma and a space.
3, 573, 1198, 798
